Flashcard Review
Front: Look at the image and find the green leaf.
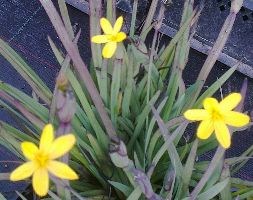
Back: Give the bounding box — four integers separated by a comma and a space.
231, 177, 253, 187
122, 47, 134, 117
48, 190, 62, 200
0, 38, 52, 104
126, 187, 142, 200
110, 63, 121, 127
182, 179, 230, 200
100, 60, 109, 106
129, 0, 138, 37
127, 91, 160, 150
66, 69, 108, 150
197, 178, 230, 200
145, 96, 167, 155
16, 191, 28, 200
147, 131, 161, 164
151, 107, 184, 177
57, 0, 74, 39
71, 147, 108, 188
0, 82, 49, 123
108, 181, 132, 197
162, 71, 179, 120
1, 121, 37, 143
231, 145, 253, 175
236, 189, 253, 199
204, 159, 223, 190
0, 193, 7, 200
180, 139, 199, 198
0, 99, 36, 132
87, 133, 106, 162
155, 8, 198, 69
219, 162, 232, 200
140, 0, 159, 40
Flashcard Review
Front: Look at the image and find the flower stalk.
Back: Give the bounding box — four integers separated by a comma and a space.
192, 0, 244, 105
190, 146, 225, 199
38, 0, 117, 140
54, 72, 76, 199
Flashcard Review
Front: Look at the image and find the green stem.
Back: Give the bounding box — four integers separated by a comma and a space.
49, 30, 81, 123
89, 0, 103, 78
141, 0, 159, 41
192, 1, 242, 106
130, 0, 138, 37
190, 146, 225, 199
106, 0, 116, 22
57, 0, 74, 40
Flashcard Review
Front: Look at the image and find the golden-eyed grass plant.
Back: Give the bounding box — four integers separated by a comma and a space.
0, 0, 253, 199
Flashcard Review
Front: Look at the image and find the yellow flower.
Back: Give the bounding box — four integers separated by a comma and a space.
91, 16, 126, 58
10, 124, 78, 196
184, 93, 250, 149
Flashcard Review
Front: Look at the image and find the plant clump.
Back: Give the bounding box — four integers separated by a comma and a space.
0, 0, 252, 199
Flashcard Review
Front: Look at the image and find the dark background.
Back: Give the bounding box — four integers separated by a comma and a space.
0, 0, 252, 198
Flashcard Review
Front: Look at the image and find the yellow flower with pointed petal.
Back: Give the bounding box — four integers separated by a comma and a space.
10, 124, 78, 197
91, 16, 126, 58
184, 93, 250, 149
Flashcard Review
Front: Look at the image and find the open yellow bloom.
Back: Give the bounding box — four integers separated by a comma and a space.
184, 93, 250, 149
10, 124, 78, 196
91, 16, 126, 58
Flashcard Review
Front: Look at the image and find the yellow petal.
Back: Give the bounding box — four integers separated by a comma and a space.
91, 35, 110, 44
224, 111, 250, 127
48, 134, 76, 159
113, 16, 123, 34
203, 98, 219, 112
102, 42, 117, 58
116, 32, 126, 42
220, 93, 241, 111
214, 121, 231, 149
197, 120, 214, 139
47, 161, 78, 180
184, 109, 210, 121
32, 168, 49, 197
10, 161, 36, 181
40, 124, 54, 152
100, 18, 113, 34
21, 142, 39, 160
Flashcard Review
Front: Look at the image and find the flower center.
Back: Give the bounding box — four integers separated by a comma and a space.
110, 34, 117, 41
211, 109, 223, 121
35, 152, 49, 167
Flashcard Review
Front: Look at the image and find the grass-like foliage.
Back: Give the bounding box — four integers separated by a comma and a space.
0, 0, 252, 199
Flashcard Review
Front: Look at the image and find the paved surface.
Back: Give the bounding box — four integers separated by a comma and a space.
163, 0, 253, 68
0, 0, 252, 198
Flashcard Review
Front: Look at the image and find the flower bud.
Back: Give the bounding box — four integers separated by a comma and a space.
109, 137, 129, 168
131, 168, 163, 200
163, 167, 175, 191
56, 73, 76, 123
